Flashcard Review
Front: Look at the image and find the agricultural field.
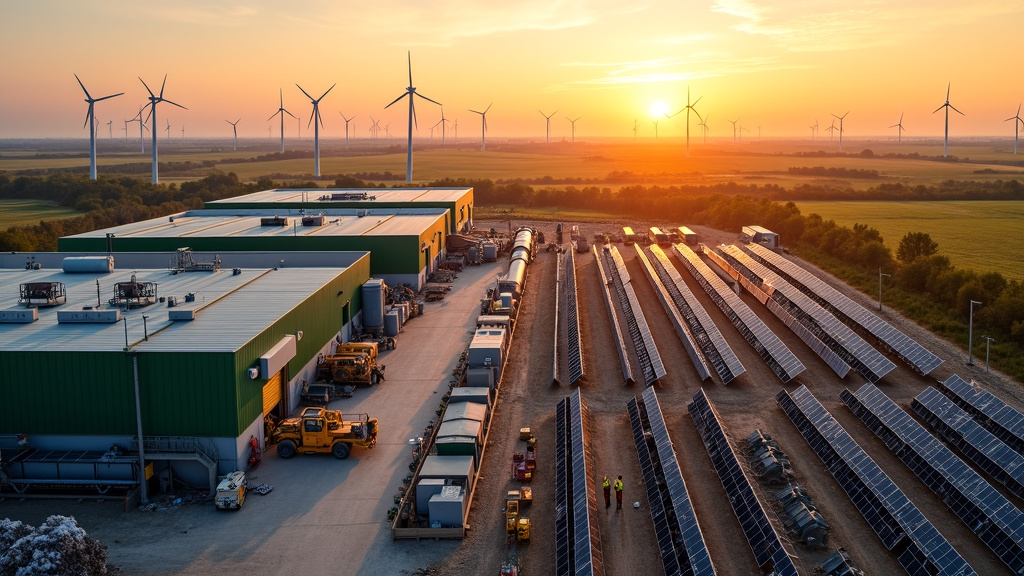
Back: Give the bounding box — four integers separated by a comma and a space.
0, 199, 82, 228
794, 200, 1024, 280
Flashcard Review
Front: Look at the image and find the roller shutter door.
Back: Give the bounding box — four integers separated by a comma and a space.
262, 370, 283, 415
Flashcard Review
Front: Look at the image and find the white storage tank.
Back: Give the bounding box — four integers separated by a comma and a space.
62, 255, 114, 273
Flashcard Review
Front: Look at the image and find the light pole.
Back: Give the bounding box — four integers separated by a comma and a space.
967, 300, 982, 365
983, 335, 994, 372
878, 268, 891, 311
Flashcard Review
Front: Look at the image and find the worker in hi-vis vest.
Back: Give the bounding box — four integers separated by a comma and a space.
614, 476, 624, 510
602, 476, 611, 508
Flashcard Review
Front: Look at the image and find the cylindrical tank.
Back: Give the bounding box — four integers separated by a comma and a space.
384, 310, 401, 336
361, 279, 386, 329
62, 255, 114, 273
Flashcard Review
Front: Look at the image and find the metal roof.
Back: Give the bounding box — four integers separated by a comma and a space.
60, 210, 445, 242
206, 187, 472, 205
0, 266, 350, 353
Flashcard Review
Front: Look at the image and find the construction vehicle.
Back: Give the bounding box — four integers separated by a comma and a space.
316, 342, 383, 386
271, 407, 378, 460
505, 490, 531, 542
215, 470, 247, 510
511, 435, 537, 482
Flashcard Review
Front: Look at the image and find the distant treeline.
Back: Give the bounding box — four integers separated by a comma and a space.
787, 166, 881, 179
13, 160, 218, 178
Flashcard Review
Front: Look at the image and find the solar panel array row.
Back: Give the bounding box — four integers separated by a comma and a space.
743, 243, 943, 375
555, 389, 604, 576
628, 388, 717, 576
688, 389, 799, 576
603, 245, 667, 385
593, 245, 633, 383
912, 387, 1024, 500
646, 244, 744, 383
937, 374, 1024, 456
701, 245, 851, 378
720, 245, 896, 382
634, 246, 712, 382
564, 248, 585, 385
776, 385, 975, 576
673, 243, 805, 383
842, 383, 1024, 574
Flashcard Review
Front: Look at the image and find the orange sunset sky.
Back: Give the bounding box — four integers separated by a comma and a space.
1, 1, 1022, 140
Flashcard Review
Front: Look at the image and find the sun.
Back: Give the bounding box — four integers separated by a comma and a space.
649, 100, 670, 118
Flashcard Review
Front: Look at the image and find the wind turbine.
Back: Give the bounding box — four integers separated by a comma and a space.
369, 117, 381, 139
384, 123, 391, 141
633, 119, 638, 143
539, 109, 557, 143
74, 74, 122, 180
268, 89, 297, 153
1005, 104, 1024, 155
122, 119, 129, 140
890, 113, 906, 142
566, 116, 580, 144
932, 83, 963, 158
698, 115, 709, 144
339, 112, 354, 148
181, 125, 185, 139
226, 119, 240, 151
825, 120, 836, 141
831, 112, 849, 151
165, 120, 171, 139
437, 107, 451, 146
469, 103, 492, 151
128, 106, 147, 154
385, 52, 441, 183
727, 118, 739, 142
139, 74, 186, 184
106, 120, 113, 139
809, 120, 818, 140
296, 82, 335, 178
652, 119, 660, 139
668, 86, 702, 156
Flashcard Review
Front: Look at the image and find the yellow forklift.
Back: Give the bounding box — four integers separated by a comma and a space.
505, 489, 531, 542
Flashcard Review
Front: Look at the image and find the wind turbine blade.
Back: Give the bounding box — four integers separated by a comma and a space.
279, 88, 284, 108
295, 84, 315, 101
82, 108, 91, 129
484, 103, 492, 114
268, 110, 280, 122
318, 83, 337, 100
407, 51, 413, 87
415, 92, 442, 107
692, 95, 703, 107
95, 92, 124, 102
538, 110, 545, 117
413, 99, 418, 130
139, 77, 156, 98
470, 109, 483, 115
932, 104, 945, 114
163, 99, 188, 110
159, 74, 168, 98
74, 74, 91, 99
949, 104, 964, 116
946, 82, 950, 100
385, 93, 407, 109
693, 109, 704, 123
284, 109, 298, 119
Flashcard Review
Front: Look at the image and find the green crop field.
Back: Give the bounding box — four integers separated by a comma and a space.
0, 199, 82, 228
794, 200, 1024, 280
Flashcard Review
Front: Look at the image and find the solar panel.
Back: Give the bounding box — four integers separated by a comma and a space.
842, 383, 1024, 574
743, 243, 943, 375
777, 385, 977, 576
912, 387, 1024, 500
937, 374, 1024, 456
633, 246, 713, 382
720, 245, 896, 382
688, 389, 799, 575
603, 246, 667, 385
673, 243, 805, 383
564, 249, 585, 385
555, 398, 571, 575
593, 245, 634, 383
645, 244, 745, 384
554, 390, 604, 576
702, 244, 851, 378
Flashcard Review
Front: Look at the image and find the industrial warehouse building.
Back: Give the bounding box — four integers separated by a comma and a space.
58, 209, 448, 290
0, 250, 370, 492
204, 187, 474, 235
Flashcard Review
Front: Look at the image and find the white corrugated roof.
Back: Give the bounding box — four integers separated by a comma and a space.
206, 187, 471, 205
0, 266, 349, 353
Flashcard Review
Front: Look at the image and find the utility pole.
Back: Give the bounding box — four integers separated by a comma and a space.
967, 300, 982, 365
983, 335, 994, 372
878, 268, 891, 311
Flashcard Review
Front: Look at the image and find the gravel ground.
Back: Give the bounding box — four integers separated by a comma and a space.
4, 219, 1021, 576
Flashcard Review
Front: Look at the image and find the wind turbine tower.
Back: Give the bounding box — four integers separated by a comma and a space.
74, 74, 122, 180
296, 83, 336, 179
633, 119, 638, 142
831, 112, 849, 151
539, 109, 557, 143
728, 118, 738, 142
890, 113, 906, 142
1006, 104, 1024, 155
652, 119, 659, 139
566, 116, 581, 144
226, 119, 241, 151
268, 89, 297, 154
385, 52, 442, 182
107, 120, 113, 139
139, 74, 186, 184
128, 106, 147, 154
933, 83, 963, 158
699, 115, 709, 144
469, 104, 492, 151
339, 112, 355, 149
668, 86, 702, 156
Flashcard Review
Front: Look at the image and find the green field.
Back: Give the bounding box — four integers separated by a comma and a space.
794, 200, 1024, 280
0, 199, 81, 228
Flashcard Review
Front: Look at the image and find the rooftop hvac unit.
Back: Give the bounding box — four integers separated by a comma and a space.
19, 282, 66, 308
109, 274, 157, 309
260, 216, 289, 226
169, 247, 221, 273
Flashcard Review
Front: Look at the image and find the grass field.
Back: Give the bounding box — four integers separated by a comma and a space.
794, 200, 1024, 280
0, 199, 81, 228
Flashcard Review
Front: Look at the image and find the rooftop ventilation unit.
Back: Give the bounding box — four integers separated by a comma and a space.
169, 247, 221, 273
109, 274, 157, 309
325, 192, 375, 201
260, 216, 288, 227
19, 282, 67, 308
0, 308, 38, 323
57, 308, 121, 324
301, 215, 325, 227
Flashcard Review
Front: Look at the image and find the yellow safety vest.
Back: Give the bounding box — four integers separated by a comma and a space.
602, 478, 610, 488
614, 480, 623, 491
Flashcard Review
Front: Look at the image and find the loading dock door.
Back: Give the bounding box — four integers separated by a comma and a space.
262, 370, 284, 417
